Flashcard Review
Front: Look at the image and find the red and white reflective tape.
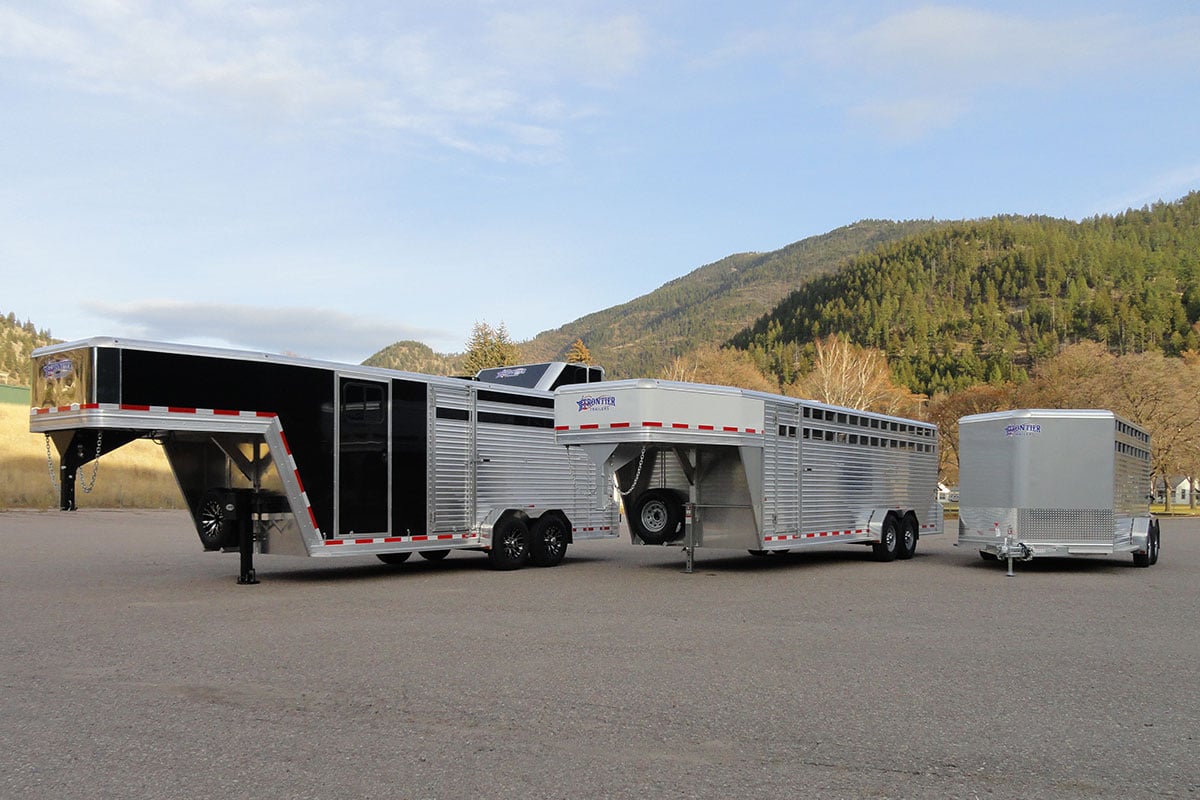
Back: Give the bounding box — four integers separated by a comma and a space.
270, 421, 321, 538
32, 402, 277, 419
556, 421, 758, 434
763, 529, 867, 542
31, 403, 325, 539
572, 526, 614, 533
324, 532, 479, 547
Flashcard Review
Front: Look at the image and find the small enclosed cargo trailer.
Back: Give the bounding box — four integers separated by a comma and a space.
956, 409, 1159, 573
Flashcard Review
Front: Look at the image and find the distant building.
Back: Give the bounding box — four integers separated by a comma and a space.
1154, 476, 1196, 505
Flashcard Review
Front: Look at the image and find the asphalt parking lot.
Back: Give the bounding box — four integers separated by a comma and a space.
1, 510, 1197, 799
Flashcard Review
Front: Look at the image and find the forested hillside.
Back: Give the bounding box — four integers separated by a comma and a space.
0, 312, 56, 385
362, 339, 463, 375
520, 219, 939, 378
733, 194, 1200, 396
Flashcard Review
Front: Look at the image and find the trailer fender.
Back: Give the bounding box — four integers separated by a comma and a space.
1130, 516, 1153, 553
484, 512, 532, 570
869, 510, 901, 561
1131, 517, 1160, 567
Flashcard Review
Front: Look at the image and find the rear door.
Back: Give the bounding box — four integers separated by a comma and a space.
337, 377, 389, 536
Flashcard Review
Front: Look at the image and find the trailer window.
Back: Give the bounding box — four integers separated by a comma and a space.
342, 382, 384, 424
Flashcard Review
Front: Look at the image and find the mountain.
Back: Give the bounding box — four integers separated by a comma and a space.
363, 340, 463, 375
0, 312, 56, 386
517, 219, 941, 378
731, 193, 1200, 396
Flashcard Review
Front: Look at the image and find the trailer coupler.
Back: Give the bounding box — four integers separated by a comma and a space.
997, 538, 1034, 577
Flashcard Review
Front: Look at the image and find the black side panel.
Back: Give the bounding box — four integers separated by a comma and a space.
338, 379, 389, 535
95, 347, 121, 404
391, 379, 428, 535
117, 349, 336, 535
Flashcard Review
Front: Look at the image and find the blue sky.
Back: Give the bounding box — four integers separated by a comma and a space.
3, 1, 1199, 363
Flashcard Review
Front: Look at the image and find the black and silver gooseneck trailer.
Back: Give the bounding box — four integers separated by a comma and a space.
30, 338, 618, 582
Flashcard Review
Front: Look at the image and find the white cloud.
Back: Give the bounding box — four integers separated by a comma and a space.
1100, 163, 1200, 215
83, 300, 453, 362
487, 10, 647, 87
0, 1, 649, 159
720, 5, 1200, 143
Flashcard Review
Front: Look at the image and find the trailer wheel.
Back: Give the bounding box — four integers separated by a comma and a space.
419, 549, 450, 561
197, 489, 238, 550
630, 489, 684, 545
530, 515, 569, 567
488, 517, 531, 570
1133, 522, 1161, 568
872, 514, 900, 562
377, 552, 412, 565
897, 513, 918, 560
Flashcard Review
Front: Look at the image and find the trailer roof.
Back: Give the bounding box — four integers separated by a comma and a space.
30, 336, 558, 398
556, 377, 937, 429
959, 408, 1117, 424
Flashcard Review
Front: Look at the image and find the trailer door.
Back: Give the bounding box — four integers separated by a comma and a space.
337, 377, 390, 536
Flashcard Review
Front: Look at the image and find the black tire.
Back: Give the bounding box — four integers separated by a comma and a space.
1133, 522, 1160, 568
872, 514, 900, 562
530, 515, 570, 567
488, 517, 531, 570
418, 549, 451, 561
630, 489, 684, 545
377, 552, 412, 565
897, 513, 918, 560
197, 489, 238, 550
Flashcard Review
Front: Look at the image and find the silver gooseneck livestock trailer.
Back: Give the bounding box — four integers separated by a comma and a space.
553, 378, 942, 571
29, 337, 618, 582
956, 408, 1160, 574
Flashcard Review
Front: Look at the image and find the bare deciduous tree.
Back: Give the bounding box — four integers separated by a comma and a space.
787, 335, 924, 418
661, 345, 776, 392
1020, 343, 1200, 511
927, 382, 1019, 484
565, 338, 592, 365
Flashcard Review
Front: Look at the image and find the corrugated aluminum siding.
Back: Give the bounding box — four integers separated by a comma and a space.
431, 384, 472, 533
474, 393, 605, 526
763, 400, 801, 536
798, 404, 939, 534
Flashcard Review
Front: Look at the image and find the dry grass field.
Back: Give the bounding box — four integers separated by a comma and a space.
0, 403, 183, 509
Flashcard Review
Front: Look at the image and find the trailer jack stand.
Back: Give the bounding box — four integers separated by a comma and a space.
682, 503, 695, 574
236, 498, 259, 585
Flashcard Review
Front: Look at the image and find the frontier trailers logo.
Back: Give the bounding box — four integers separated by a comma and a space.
576, 395, 616, 413
1004, 423, 1042, 437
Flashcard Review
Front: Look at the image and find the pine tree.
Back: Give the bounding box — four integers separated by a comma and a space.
461, 321, 521, 375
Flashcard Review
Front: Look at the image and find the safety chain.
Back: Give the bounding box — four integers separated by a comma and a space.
45, 431, 103, 493
44, 435, 57, 490
616, 445, 648, 497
